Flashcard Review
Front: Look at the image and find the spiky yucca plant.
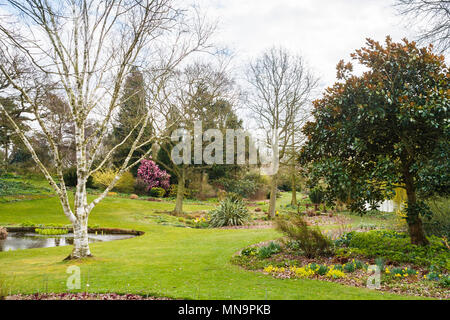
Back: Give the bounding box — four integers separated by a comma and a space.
209, 197, 250, 227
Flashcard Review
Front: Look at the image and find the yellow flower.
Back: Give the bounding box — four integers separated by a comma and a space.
264, 265, 274, 273
385, 268, 390, 274
325, 269, 346, 279
293, 266, 315, 278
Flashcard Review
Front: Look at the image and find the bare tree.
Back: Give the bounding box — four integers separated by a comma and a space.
150, 60, 236, 214
0, 0, 213, 259
395, 0, 450, 53
246, 47, 317, 218
0, 52, 34, 172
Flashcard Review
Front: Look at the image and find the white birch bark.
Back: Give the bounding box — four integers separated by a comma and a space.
0, 0, 214, 259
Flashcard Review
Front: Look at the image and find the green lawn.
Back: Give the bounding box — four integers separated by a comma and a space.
0, 193, 423, 299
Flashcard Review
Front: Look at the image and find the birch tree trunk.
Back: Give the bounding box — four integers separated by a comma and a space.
0, 0, 214, 260
69, 209, 91, 259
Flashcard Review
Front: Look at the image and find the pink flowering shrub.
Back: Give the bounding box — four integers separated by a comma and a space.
137, 158, 170, 192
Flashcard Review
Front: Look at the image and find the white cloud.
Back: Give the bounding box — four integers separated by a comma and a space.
196, 0, 416, 90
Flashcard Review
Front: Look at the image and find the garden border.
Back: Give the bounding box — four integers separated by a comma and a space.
5, 226, 145, 236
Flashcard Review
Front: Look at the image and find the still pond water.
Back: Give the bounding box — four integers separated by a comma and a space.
0, 232, 136, 252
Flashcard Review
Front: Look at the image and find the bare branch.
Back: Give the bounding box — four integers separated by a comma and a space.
395, 0, 450, 53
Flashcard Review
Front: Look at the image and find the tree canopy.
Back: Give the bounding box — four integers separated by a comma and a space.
301, 37, 449, 245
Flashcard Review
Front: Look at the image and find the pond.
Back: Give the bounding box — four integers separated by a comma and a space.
0, 232, 136, 252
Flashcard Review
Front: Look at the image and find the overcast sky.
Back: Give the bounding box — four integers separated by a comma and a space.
196, 0, 417, 91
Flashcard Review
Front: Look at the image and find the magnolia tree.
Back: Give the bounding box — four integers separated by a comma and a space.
0, 0, 214, 259
301, 37, 449, 245
137, 158, 170, 192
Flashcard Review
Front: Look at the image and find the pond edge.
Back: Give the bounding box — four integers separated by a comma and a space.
5, 226, 145, 236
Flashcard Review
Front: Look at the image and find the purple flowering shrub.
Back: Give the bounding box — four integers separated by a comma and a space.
137, 158, 170, 192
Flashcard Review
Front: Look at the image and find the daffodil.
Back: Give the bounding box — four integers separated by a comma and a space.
264, 265, 274, 273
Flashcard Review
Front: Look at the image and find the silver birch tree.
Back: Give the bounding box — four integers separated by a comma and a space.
0, 0, 213, 259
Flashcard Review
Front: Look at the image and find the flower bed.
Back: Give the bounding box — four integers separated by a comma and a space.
232, 239, 450, 299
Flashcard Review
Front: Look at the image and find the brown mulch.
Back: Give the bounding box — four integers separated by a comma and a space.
219, 221, 274, 229
5, 293, 172, 300
305, 215, 352, 226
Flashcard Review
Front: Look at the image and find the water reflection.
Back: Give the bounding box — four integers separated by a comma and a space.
0, 232, 136, 252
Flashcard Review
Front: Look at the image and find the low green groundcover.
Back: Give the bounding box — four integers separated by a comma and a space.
334, 230, 450, 271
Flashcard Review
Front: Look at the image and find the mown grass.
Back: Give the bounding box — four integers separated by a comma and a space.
0, 175, 55, 203
0, 189, 423, 299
